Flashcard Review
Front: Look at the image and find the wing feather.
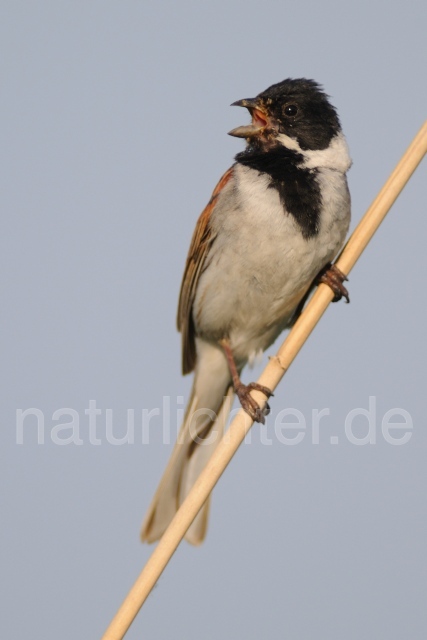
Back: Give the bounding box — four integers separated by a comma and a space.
177, 167, 234, 374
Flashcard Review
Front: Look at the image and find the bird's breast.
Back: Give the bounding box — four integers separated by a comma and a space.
193, 162, 350, 361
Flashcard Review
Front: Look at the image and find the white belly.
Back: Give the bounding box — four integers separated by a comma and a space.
193, 164, 350, 364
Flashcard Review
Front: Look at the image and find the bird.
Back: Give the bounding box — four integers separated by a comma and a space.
141, 78, 351, 545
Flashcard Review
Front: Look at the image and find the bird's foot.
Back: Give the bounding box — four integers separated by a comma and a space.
317, 263, 350, 303
235, 382, 273, 424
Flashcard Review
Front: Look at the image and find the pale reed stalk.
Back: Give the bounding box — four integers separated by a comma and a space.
102, 120, 427, 640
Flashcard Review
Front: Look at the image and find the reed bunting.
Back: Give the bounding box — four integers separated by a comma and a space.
141, 78, 351, 545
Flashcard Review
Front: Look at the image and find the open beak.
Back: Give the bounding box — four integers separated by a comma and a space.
228, 98, 270, 138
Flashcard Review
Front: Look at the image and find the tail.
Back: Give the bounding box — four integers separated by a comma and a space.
141, 342, 233, 545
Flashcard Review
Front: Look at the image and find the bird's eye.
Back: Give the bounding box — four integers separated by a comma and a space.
284, 104, 298, 117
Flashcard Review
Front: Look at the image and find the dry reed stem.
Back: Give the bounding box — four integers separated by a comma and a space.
102, 120, 427, 640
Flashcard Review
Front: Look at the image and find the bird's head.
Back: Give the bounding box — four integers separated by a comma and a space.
229, 78, 342, 153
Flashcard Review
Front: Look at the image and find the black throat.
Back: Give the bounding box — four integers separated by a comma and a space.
235, 144, 322, 239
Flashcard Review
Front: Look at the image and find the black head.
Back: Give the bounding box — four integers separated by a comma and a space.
229, 78, 341, 152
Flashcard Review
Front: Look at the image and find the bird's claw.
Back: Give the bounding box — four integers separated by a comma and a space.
235, 382, 273, 424
317, 263, 350, 303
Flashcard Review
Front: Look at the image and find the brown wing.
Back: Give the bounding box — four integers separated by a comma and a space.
177, 167, 234, 375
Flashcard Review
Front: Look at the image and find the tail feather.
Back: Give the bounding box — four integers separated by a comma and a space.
141, 352, 233, 544
179, 387, 234, 544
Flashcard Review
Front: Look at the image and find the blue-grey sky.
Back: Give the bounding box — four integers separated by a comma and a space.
2, 2, 426, 638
